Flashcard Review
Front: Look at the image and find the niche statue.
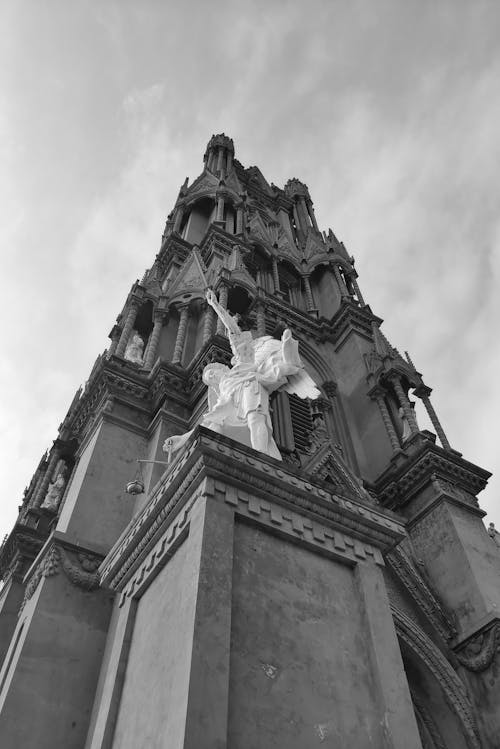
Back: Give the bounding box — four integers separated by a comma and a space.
124, 332, 144, 364
164, 289, 320, 460
41, 472, 66, 512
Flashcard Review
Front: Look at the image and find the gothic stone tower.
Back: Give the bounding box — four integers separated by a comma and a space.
0, 134, 499, 749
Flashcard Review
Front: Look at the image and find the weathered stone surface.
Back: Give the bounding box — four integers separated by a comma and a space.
1, 135, 497, 748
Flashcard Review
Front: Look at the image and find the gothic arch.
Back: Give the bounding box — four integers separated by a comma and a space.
293, 336, 332, 385
277, 259, 302, 306
180, 197, 216, 244
392, 607, 480, 749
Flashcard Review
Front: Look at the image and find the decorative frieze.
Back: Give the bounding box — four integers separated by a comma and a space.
99, 430, 406, 596
375, 443, 490, 510
455, 621, 500, 672
20, 538, 104, 614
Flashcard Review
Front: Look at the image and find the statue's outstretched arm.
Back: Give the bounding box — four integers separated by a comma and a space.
206, 289, 240, 335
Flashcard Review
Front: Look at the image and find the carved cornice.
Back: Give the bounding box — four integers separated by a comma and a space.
0, 524, 47, 583
374, 441, 490, 513
100, 428, 406, 594
323, 300, 377, 349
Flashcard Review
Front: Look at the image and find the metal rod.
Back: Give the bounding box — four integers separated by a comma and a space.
136, 459, 171, 466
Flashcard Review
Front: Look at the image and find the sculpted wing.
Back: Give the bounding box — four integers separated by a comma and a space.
252, 336, 281, 367
253, 335, 320, 400
282, 370, 321, 400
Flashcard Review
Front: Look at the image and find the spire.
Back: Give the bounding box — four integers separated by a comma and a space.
284, 178, 320, 236
203, 133, 235, 177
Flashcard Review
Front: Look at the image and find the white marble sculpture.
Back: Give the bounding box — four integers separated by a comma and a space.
488, 523, 500, 548
124, 332, 144, 364
41, 472, 66, 512
163, 289, 320, 460
398, 406, 412, 442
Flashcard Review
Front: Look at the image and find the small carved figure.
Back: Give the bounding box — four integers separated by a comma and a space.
164, 289, 320, 460
124, 332, 144, 364
41, 472, 66, 512
488, 522, 500, 547
307, 413, 329, 453
398, 406, 412, 442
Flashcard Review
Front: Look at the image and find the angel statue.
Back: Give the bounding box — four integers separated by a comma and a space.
163, 289, 320, 461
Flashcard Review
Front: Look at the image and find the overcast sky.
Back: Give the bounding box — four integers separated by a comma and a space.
1, 1, 499, 542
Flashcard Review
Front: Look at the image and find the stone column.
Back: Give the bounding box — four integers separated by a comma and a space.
172, 304, 190, 364
416, 386, 451, 449
332, 264, 349, 298
32, 448, 60, 508
392, 377, 419, 435
271, 257, 280, 294
373, 390, 400, 451
298, 196, 309, 230
307, 199, 319, 232
173, 205, 185, 233
216, 195, 225, 223
351, 277, 365, 306
225, 207, 234, 234
143, 312, 165, 370
216, 147, 224, 173
107, 326, 120, 357
115, 303, 139, 358
256, 301, 266, 336
236, 205, 243, 234
202, 304, 215, 343
216, 287, 228, 335
303, 274, 315, 311
226, 150, 233, 171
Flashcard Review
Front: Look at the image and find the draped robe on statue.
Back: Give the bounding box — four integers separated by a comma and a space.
164, 290, 320, 461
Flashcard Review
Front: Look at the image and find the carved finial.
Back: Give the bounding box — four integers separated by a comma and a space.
284, 178, 310, 199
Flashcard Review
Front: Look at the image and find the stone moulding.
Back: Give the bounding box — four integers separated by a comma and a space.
19, 536, 105, 615
99, 428, 407, 595
393, 606, 481, 749
0, 525, 45, 584
374, 442, 490, 510
387, 546, 456, 642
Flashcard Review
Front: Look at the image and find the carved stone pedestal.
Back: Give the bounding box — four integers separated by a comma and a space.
88, 429, 422, 749
0, 535, 113, 749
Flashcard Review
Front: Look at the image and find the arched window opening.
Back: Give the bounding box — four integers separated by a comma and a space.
224, 204, 236, 234
125, 300, 154, 362
245, 246, 273, 293
289, 393, 313, 453
338, 265, 356, 298
310, 265, 341, 318
134, 301, 154, 341
227, 286, 252, 316
270, 391, 315, 461
383, 379, 415, 446
181, 198, 215, 244
290, 206, 300, 245
278, 261, 301, 307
